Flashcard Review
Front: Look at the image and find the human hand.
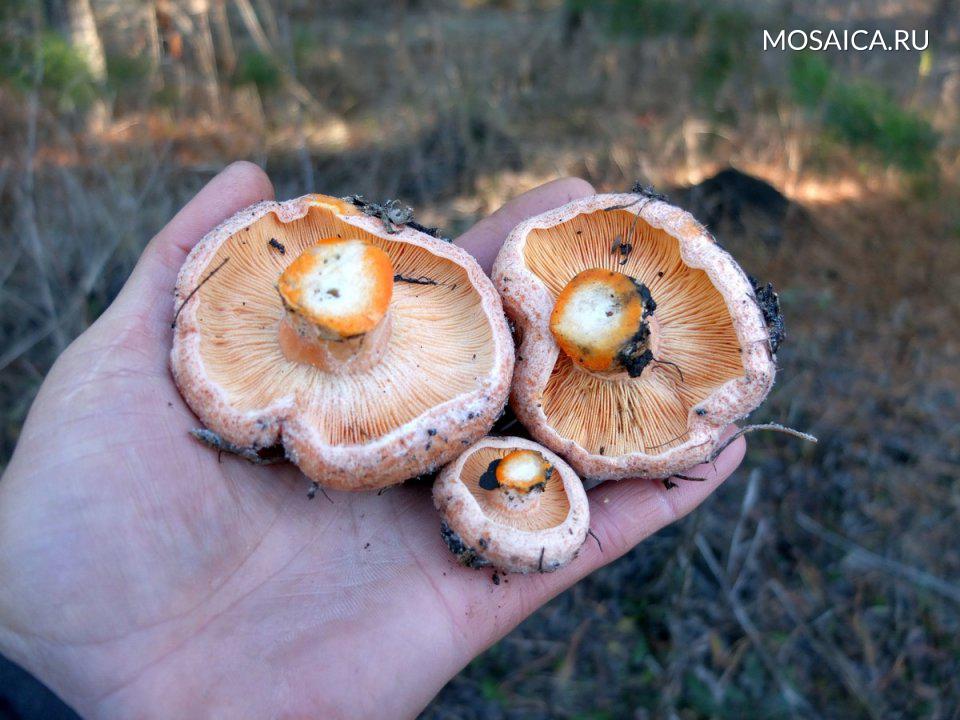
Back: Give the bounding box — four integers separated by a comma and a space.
0, 163, 746, 719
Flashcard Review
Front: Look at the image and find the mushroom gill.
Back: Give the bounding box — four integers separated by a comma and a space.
523, 208, 744, 454
194, 203, 496, 445
460, 445, 570, 531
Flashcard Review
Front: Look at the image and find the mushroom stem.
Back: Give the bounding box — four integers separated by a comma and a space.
489, 485, 545, 513
549, 268, 660, 378
478, 449, 553, 512
277, 238, 395, 373
278, 311, 393, 373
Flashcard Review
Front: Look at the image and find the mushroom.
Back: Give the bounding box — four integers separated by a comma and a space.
171, 194, 514, 491
492, 190, 776, 483
433, 436, 589, 573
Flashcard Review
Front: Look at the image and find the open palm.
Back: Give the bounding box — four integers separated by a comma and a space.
0, 163, 745, 719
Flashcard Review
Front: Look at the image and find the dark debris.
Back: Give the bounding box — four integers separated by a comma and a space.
630, 182, 669, 202
346, 195, 450, 240
440, 521, 490, 569
189, 428, 285, 465
479, 459, 501, 490
748, 275, 786, 354
394, 274, 439, 286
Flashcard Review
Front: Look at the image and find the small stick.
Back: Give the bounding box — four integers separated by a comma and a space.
604, 200, 642, 211
496, 416, 519, 433
604, 195, 650, 212
307, 482, 333, 503
645, 429, 691, 450
171, 257, 230, 329
709, 423, 818, 463
538, 546, 545, 572
587, 528, 603, 553
626, 211, 642, 245
605, 209, 645, 259
189, 428, 286, 465
393, 274, 438, 286
650, 357, 685, 384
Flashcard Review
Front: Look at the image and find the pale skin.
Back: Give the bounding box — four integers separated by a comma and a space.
0, 163, 746, 719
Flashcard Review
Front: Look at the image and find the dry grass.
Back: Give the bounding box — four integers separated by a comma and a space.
2, 1, 959, 718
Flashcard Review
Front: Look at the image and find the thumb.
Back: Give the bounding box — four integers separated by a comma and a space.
456, 177, 595, 274
108, 161, 274, 330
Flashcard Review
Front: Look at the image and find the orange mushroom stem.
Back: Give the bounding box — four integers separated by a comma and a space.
478, 448, 555, 513
549, 268, 659, 378
277, 237, 394, 373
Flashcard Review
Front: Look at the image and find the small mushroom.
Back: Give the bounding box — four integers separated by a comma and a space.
171, 194, 514, 490
433, 436, 589, 573
492, 191, 776, 483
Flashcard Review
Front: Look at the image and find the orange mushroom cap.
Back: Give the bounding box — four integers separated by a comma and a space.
492, 192, 776, 483
171, 193, 514, 491
433, 436, 589, 573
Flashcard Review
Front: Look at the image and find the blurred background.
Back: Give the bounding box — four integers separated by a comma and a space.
1, 0, 958, 717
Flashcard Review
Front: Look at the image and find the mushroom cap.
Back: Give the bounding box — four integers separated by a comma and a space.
492, 192, 776, 483
171, 194, 514, 490
433, 436, 589, 574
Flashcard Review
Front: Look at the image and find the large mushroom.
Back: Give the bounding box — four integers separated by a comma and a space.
492, 189, 776, 483
433, 436, 589, 573
171, 194, 514, 491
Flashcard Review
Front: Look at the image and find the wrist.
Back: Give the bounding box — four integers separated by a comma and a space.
0, 473, 98, 719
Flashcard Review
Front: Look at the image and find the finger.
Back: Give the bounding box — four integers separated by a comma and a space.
455, 177, 595, 273
111, 161, 274, 326
526, 426, 746, 599
446, 426, 747, 661
458, 425, 746, 648
582, 430, 746, 561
